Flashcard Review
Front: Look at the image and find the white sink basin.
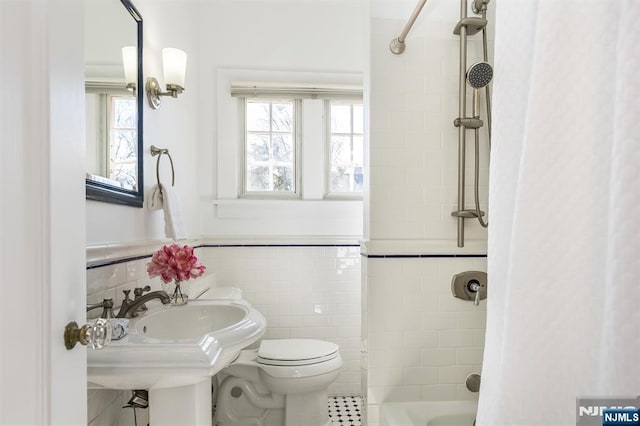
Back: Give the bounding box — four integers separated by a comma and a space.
135, 303, 247, 340
88, 299, 266, 390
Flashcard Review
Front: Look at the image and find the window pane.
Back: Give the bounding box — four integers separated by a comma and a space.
272, 166, 293, 191
111, 130, 137, 160
271, 102, 293, 131
113, 97, 136, 128
246, 101, 270, 131
352, 135, 364, 167
245, 99, 296, 195
247, 166, 270, 191
111, 162, 137, 190
331, 136, 351, 165
272, 134, 293, 162
330, 167, 350, 192
353, 104, 364, 134
331, 104, 351, 133
353, 166, 364, 192
328, 101, 364, 194
247, 134, 270, 161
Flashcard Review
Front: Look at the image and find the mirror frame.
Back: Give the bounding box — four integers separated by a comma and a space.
85, 0, 144, 208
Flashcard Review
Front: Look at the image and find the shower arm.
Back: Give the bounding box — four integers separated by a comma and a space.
390, 0, 429, 54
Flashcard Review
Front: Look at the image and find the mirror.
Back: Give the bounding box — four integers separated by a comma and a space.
85, 0, 143, 207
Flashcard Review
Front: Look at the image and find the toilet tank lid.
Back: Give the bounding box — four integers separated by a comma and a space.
258, 339, 339, 362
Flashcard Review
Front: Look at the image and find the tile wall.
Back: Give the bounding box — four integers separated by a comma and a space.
198, 244, 362, 396
364, 2, 494, 425
364, 255, 486, 425
368, 14, 490, 242
86, 239, 361, 424
88, 389, 149, 426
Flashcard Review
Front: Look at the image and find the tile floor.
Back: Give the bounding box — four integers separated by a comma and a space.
328, 396, 362, 426
212, 395, 363, 426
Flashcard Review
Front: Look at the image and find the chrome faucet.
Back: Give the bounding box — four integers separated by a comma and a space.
116, 291, 171, 318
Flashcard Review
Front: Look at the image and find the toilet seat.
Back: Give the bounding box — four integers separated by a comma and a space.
257, 339, 339, 366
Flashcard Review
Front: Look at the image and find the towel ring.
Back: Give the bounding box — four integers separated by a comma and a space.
150, 145, 175, 188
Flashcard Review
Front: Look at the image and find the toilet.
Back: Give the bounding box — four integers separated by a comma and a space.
215, 338, 343, 426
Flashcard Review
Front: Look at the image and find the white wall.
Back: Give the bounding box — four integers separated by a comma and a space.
86, 0, 202, 245
86, 241, 361, 422
197, 0, 366, 237
364, 0, 494, 424
86, 0, 367, 243
200, 244, 362, 395
86, 1, 366, 424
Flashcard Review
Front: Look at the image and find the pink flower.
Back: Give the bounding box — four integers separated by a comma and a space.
147, 244, 206, 284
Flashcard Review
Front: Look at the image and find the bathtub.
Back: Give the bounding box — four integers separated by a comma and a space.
380, 400, 478, 426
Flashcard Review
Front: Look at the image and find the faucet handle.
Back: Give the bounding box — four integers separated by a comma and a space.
133, 285, 151, 311
468, 281, 481, 306
451, 271, 487, 306
101, 298, 115, 318
86, 298, 115, 319
133, 285, 151, 297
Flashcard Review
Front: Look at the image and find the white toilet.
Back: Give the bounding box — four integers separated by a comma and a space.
215, 338, 343, 426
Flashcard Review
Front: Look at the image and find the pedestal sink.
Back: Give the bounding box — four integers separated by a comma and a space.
88, 299, 266, 425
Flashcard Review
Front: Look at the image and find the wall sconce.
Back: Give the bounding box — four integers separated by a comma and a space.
122, 46, 137, 91
145, 47, 187, 110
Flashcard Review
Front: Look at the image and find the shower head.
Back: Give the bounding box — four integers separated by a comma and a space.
467, 62, 493, 118
467, 61, 493, 89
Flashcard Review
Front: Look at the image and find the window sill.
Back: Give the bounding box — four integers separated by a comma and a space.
212, 198, 362, 207
211, 198, 362, 218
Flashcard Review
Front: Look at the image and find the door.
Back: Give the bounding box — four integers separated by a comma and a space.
0, 0, 86, 424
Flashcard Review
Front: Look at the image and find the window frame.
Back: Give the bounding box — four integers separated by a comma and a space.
324, 100, 364, 200
108, 94, 138, 190
240, 97, 302, 199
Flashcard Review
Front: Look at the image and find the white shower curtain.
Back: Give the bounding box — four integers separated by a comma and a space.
477, 1, 640, 425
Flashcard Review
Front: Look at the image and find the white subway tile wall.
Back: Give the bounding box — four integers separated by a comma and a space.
364, 257, 486, 424
364, 1, 494, 423
87, 389, 148, 426
198, 245, 362, 396
86, 243, 362, 425
369, 15, 490, 243
86, 250, 169, 425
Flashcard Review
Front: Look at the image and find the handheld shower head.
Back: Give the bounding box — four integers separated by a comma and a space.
467, 61, 493, 89
467, 62, 493, 117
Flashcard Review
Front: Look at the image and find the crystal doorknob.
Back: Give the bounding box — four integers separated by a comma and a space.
64, 318, 112, 350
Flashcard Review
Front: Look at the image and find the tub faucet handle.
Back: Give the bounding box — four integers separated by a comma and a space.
468, 280, 481, 306
451, 271, 487, 306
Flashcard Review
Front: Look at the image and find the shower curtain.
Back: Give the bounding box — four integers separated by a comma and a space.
477, 1, 640, 425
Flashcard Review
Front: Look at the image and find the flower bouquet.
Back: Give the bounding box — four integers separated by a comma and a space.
147, 244, 206, 305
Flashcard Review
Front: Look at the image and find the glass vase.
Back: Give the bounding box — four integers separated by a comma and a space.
161, 279, 189, 305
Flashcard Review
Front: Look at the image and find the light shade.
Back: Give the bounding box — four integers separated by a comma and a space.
162, 48, 187, 89
122, 46, 137, 87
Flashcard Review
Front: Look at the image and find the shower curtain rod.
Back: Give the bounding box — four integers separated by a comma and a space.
390, 0, 428, 54
390, 0, 490, 55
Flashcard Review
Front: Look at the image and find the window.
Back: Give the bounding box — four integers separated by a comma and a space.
228, 78, 363, 201
109, 95, 137, 190
85, 90, 137, 190
327, 101, 364, 195
243, 99, 298, 196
